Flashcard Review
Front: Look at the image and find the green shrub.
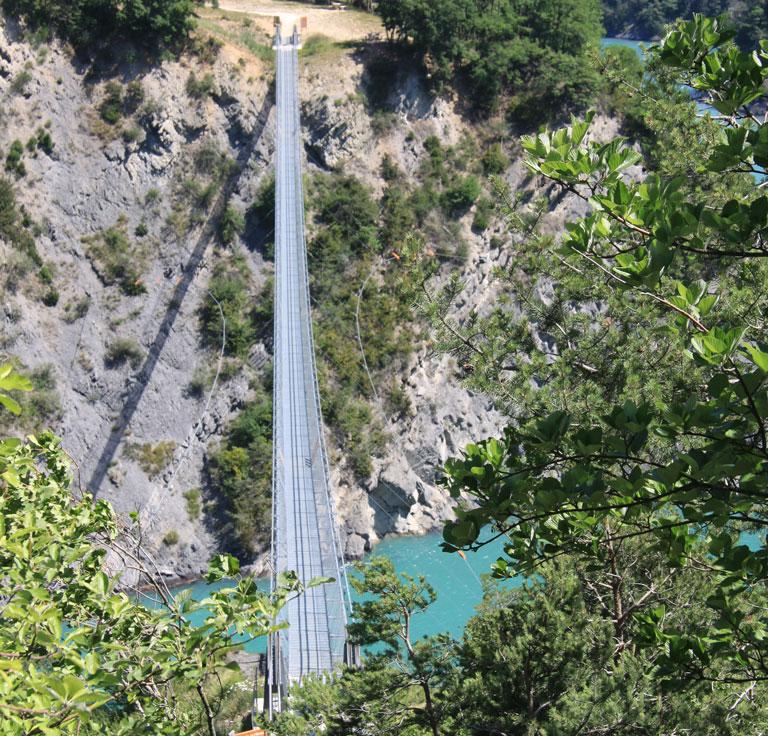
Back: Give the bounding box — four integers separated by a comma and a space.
6, 140, 25, 176
10, 70, 32, 95
183, 489, 202, 521
84, 223, 146, 295
162, 530, 179, 546
191, 34, 223, 63
63, 296, 90, 323
423, 135, 445, 178
248, 175, 276, 256
472, 197, 494, 232
481, 143, 508, 175
145, 188, 161, 206
380, 185, 416, 248
41, 288, 59, 307
99, 82, 124, 124
186, 72, 215, 99
125, 440, 176, 477
38, 264, 53, 284
371, 110, 397, 137
208, 393, 272, 554
380, 153, 402, 182
38, 130, 54, 154
442, 175, 481, 217
104, 337, 143, 369
122, 125, 143, 143
187, 365, 212, 398
0, 176, 40, 263
183, 178, 217, 211
134, 221, 148, 237
124, 80, 145, 113
386, 382, 412, 418
195, 142, 234, 179
199, 259, 257, 358
218, 204, 245, 245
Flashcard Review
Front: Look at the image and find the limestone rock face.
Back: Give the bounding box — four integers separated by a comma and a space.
0, 16, 275, 580
2, 19, 601, 579
301, 95, 373, 169
333, 349, 503, 558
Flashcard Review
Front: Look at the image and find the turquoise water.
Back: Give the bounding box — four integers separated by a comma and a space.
601, 37, 645, 55
601, 37, 767, 179
149, 528, 765, 655
153, 530, 514, 653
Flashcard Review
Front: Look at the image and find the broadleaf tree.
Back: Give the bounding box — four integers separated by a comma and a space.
0, 375, 300, 735
437, 14, 768, 686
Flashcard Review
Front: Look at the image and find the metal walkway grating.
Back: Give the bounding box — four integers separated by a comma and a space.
265, 26, 354, 703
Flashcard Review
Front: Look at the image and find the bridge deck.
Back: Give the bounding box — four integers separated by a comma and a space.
270, 28, 351, 685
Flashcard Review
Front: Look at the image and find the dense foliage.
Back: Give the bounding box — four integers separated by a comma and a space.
308, 173, 415, 477
199, 256, 259, 359
376, 0, 603, 120
0, 365, 301, 735
307, 142, 484, 477
271, 551, 768, 734
602, 0, 768, 48
2, 0, 199, 48
433, 15, 768, 689
208, 387, 273, 555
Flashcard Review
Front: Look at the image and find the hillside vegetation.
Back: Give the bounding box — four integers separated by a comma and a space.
2, 1, 768, 734
378, 0, 602, 123
0, 0, 200, 47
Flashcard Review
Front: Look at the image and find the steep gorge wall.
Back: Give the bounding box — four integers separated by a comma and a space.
0, 16, 509, 581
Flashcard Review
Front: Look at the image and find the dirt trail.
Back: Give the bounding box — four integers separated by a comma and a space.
216, 0, 383, 41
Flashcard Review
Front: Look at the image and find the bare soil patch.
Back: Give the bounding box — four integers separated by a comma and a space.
214, 0, 383, 42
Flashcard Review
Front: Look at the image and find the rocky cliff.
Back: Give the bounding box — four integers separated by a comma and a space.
0, 10, 508, 582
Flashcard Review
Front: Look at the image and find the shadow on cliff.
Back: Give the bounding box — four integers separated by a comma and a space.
87, 90, 274, 497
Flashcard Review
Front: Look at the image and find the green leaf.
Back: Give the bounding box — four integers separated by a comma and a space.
747, 344, 768, 373
0, 394, 22, 415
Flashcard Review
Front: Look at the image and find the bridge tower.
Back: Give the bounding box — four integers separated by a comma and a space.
261, 26, 359, 719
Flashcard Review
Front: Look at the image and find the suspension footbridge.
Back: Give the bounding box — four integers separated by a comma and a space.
262, 25, 358, 717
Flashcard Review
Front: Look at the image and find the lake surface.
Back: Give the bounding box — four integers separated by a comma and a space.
153, 530, 513, 653
601, 37, 645, 55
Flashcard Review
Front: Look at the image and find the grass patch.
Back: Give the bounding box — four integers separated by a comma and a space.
184, 489, 202, 521
125, 440, 177, 477
10, 70, 32, 95
83, 219, 147, 295
299, 34, 341, 58
196, 14, 275, 67
162, 530, 180, 546
104, 337, 143, 369
62, 296, 91, 323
